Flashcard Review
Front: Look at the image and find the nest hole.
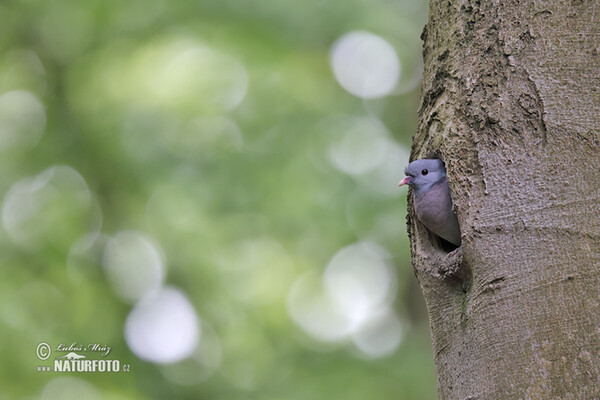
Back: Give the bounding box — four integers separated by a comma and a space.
426, 230, 460, 253
438, 236, 459, 253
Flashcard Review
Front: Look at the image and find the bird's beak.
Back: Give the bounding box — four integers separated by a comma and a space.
398, 176, 411, 186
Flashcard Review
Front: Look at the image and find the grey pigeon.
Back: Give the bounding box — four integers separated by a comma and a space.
398, 159, 461, 246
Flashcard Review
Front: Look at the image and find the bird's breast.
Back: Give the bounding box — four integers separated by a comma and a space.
413, 179, 461, 246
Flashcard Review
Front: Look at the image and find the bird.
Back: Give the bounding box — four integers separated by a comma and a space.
398, 159, 461, 246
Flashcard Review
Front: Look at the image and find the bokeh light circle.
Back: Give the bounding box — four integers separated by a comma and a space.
287, 271, 355, 342
125, 287, 200, 364
324, 242, 397, 325
287, 242, 400, 358
102, 231, 165, 304
327, 116, 391, 176
330, 31, 400, 99
160, 320, 222, 385
160, 44, 248, 112
352, 307, 404, 358
2, 166, 101, 249
1, 50, 47, 94
0, 90, 46, 151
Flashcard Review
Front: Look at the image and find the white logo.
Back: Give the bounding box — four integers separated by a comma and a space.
56, 352, 86, 360
35, 341, 131, 373
36, 342, 51, 360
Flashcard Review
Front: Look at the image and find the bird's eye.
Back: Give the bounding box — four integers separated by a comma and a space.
421, 169, 428, 176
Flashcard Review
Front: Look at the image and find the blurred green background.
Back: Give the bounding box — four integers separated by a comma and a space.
0, 0, 436, 398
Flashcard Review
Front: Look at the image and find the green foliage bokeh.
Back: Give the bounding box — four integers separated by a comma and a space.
0, 0, 436, 398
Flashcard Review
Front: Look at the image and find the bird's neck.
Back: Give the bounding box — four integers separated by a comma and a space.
414, 176, 446, 195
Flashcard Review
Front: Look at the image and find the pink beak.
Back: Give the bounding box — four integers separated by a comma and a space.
398, 176, 411, 187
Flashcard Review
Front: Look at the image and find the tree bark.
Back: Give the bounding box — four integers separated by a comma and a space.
410, 0, 600, 398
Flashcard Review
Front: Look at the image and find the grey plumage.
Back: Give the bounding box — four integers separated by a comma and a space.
398, 159, 461, 246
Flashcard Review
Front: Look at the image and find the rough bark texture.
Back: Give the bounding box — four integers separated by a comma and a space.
410, 0, 600, 398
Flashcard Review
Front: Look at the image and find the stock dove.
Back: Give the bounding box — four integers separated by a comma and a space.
399, 159, 461, 246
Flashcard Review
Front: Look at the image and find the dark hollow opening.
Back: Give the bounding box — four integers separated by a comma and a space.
430, 232, 459, 253
439, 237, 459, 253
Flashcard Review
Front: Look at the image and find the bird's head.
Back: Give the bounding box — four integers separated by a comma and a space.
398, 159, 446, 194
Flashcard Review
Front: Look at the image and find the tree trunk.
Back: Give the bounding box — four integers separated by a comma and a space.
410, 0, 600, 398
